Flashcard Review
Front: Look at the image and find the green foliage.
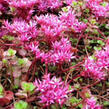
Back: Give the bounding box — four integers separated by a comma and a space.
13, 85, 19, 89
91, 55, 97, 60
62, 106, 67, 109
74, 84, 80, 89
51, 104, 67, 109
90, 39, 104, 51
99, 24, 106, 29
2, 59, 8, 64
83, 19, 88, 23
90, 19, 96, 25
97, 40, 105, 46
70, 97, 83, 108
35, 72, 38, 76
104, 32, 109, 35
62, 7, 68, 12
106, 82, 109, 87
100, 2, 108, 7
69, 85, 73, 91
2, 35, 15, 41
51, 105, 57, 109
10, 7, 16, 12
90, 40, 97, 44
33, 106, 37, 109
84, 9, 90, 13
72, 1, 78, 6
79, 78, 83, 82
0, 84, 4, 98
103, 101, 109, 106
71, 62, 76, 66
49, 66, 57, 72
70, 38, 78, 45
14, 100, 28, 109
86, 46, 92, 51
93, 29, 99, 35
94, 46, 102, 51
8, 49, 16, 56
85, 29, 90, 33
85, 92, 91, 98
78, 2, 83, 6
21, 82, 35, 93
105, 25, 109, 30
96, 83, 102, 87
18, 58, 25, 65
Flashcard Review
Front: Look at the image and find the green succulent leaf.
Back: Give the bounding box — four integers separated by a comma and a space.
21, 82, 35, 93
8, 49, 16, 56
97, 40, 105, 46
103, 101, 109, 106
94, 46, 102, 51
18, 58, 25, 65
14, 100, 28, 109
0, 84, 4, 98
70, 97, 82, 108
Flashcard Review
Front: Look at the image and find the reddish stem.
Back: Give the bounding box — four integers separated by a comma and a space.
63, 60, 84, 72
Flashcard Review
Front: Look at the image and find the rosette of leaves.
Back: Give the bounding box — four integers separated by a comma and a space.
16, 82, 35, 98
14, 100, 32, 109
8, 49, 16, 57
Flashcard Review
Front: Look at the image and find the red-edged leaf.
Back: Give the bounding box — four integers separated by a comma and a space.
0, 91, 13, 106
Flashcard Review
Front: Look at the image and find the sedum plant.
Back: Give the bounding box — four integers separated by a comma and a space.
0, 0, 109, 108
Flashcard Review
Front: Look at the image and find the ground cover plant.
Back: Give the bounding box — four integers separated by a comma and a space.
0, 0, 109, 109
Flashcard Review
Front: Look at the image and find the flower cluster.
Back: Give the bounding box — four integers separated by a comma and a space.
82, 45, 109, 80
60, 9, 87, 33
35, 9, 87, 44
29, 38, 74, 65
86, 0, 109, 17
0, 0, 108, 108
83, 97, 101, 109
83, 57, 105, 80
0, 0, 8, 13
3, 9, 77, 65
6, 0, 36, 8
42, 38, 74, 64
36, 0, 62, 12
4, 19, 37, 41
34, 73, 71, 106
6, 0, 37, 19
35, 14, 64, 42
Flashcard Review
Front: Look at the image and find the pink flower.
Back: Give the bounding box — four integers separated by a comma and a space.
60, 9, 87, 33
20, 34, 31, 42
50, 50, 73, 64
40, 38, 75, 65
6, 0, 36, 8
35, 14, 64, 42
83, 45, 109, 80
87, 0, 109, 17
4, 19, 37, 42
6, 0, 36, 19
83, 97, 102, 109
50, 38, 74, 64
34, 74, 72, 106
36, 0, 62, 11
28, 42, 43, 59
83, 57, 105, 80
